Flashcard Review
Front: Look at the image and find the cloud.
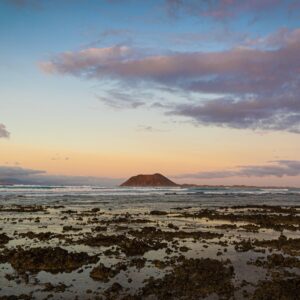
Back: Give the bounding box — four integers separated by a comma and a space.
5, 0, 31, 6
0, 166, 122, 186
39, 45, 138, 76
24, 174, 122, 186
96, 89, 145, 109
5, 0, 40, 8
40, 27, 300, 133
243, 27, 300, 49
165, 0, 282, 21
176, 160, 300, 179
169, 29, 250, 48
4, 0, 282, 19
137, 125, 167, 132
84, 29, 133, 48
0, 166, 45, 178
170, 96, 300, 133
0, 124, 10, 139
50, 153, 70, 161
40, 30, 300, 90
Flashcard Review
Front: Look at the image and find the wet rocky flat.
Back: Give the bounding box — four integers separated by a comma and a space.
0, 202, 300, 299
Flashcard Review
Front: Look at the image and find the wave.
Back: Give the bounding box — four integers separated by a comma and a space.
0, 184, 299, 197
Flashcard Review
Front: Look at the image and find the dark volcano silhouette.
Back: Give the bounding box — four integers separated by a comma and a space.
120, 173, 178, 187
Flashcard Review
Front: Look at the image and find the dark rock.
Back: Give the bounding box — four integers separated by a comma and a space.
0, 247, 98, 274
140, 258, 234, 299
120, 173, 178, 187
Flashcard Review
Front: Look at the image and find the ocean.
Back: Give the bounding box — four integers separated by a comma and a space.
1, 185, 300, 209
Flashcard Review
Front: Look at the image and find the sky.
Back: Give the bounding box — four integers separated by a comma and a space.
1, 0, 300, 187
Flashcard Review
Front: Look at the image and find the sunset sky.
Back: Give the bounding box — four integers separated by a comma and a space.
1, 0, 300, 186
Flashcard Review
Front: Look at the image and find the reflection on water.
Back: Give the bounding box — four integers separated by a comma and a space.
0, 186, 299, 299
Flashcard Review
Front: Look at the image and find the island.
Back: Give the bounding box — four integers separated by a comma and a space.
120, 173, 178, 187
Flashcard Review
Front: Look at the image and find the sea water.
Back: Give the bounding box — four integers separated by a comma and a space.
0, 185, 299, 210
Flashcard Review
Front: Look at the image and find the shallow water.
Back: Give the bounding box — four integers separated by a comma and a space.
0, 186, 300, 299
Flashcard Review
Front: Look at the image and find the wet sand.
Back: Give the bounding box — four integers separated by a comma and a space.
0, 202, 300, 299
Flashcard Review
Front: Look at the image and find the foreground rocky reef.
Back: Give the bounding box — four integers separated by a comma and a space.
0, 200, 300, 299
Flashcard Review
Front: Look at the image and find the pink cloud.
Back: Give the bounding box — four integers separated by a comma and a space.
40, 28, 300, 133
176, 160, 300, 179
40, 32, 300, 94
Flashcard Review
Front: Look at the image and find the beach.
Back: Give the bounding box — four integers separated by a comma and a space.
0, 186, 300, 299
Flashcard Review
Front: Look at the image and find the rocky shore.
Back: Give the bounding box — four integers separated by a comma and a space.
0, 203, 300, 299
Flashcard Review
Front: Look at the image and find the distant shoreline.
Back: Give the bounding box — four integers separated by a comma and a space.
0, 182, 299, 189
